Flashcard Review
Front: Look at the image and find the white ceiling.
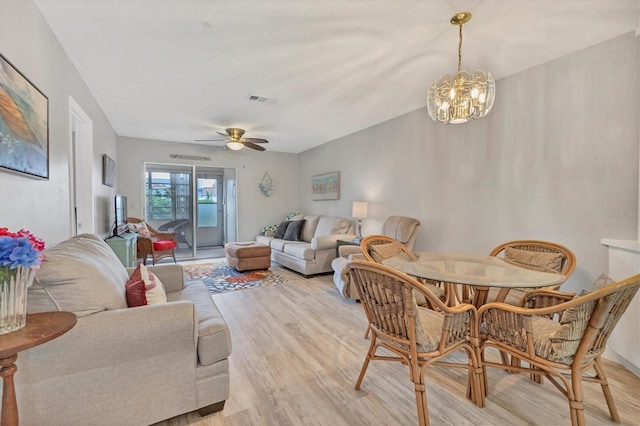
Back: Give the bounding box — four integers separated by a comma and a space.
34, 0, 639, 154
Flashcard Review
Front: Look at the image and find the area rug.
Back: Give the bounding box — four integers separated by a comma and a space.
183, 260, 289, 295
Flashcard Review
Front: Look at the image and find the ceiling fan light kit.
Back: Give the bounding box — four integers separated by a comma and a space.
196, 127, 269, 151
427, 12, 495, 124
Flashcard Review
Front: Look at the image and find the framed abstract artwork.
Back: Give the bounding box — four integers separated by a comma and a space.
0, 53, 49, 179
102, 154, 115, 187
311, 171, 340, 200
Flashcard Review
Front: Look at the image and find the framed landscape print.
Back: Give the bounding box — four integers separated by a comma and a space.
311, 171, 340, 200
0, 53, 49, 179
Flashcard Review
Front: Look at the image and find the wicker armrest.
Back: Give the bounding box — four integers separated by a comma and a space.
518, 288, 575, 308
152, 231, 176, 240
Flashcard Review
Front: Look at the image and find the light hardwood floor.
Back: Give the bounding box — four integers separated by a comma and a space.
157, 264, 640, 426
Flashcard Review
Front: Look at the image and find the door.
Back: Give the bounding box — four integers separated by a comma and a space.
195, 171, 224, 247
68, 97, 94, 235
144, 164, 195, 260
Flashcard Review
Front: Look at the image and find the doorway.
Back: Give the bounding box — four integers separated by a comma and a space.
68, 96, 94, 236
143, 163, 236, 260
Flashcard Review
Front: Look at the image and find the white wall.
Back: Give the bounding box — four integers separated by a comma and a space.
117, 137, 299, 242
298, 32, 639, 292
0, 0, 118, 245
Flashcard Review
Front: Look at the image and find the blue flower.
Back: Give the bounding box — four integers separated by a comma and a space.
0, 236, 41, 269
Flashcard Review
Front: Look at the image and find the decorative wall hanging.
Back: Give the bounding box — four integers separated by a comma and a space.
102, 154, 115, 187
311, 171, 340, 200
0, 53, 49, 179
259, 172, 275, 196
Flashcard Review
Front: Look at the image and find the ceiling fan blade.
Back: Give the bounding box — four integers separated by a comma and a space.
243, 141, 266, 151
194, 139, 227, 142
242, 137, 269, 144
216, 131, 229, 137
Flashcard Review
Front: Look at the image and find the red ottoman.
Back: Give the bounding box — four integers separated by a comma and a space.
225, 242, 271, 271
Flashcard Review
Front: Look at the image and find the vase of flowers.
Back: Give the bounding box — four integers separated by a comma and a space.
0, 228, 45, 334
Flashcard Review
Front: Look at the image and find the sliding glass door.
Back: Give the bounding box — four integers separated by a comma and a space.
144, 163, 236, 260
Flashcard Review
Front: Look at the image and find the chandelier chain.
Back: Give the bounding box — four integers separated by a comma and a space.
457, 23, 463, 72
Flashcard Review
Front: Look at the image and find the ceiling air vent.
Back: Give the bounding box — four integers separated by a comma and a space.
246, 94, 278, 105
170, 154, 211, 161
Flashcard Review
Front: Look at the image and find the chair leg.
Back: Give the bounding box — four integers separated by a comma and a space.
363, 326, 370, 339
593, 357, 620, 423
410, 361, 429, 426
569, 368, 586, 426
355, 333, 376, 390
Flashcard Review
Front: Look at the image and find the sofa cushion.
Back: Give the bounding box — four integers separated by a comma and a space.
274, 221, 289, 239
29, 234, 128, 317
255, 235, 273, 246
168, 282, 232, 366
301, 215, 320, 242
314, 216, 350, 238
283, 220, 305, 241
270, 238, 288, 252
283, 242, 315, 261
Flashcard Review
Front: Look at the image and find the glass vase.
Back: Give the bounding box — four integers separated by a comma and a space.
0, 266, 35, 335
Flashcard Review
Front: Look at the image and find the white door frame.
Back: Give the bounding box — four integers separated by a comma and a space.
68, 96, 94, 235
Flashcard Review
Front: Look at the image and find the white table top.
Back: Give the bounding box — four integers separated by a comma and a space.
382, 251, 566, 289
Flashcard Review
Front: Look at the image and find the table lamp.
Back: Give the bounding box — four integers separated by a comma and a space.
352, 201, 368, 243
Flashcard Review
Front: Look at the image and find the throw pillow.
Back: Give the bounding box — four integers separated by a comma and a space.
140, 263, 167, 304
125, 263, 167, 307
274, 221, 290, 239
504, 247, 564, 273
283, 220, 305, 241
127, 222, 150, 238
125, 279, 147, 307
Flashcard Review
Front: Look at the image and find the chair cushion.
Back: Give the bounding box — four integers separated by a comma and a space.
370, 242, 403, 263
530, 295, 597, 364
504, 247, 564, 273
153, 240, 177, 250
414, 307, 444, 352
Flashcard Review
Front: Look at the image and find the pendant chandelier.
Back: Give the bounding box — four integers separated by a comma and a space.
427, 12, 495, 124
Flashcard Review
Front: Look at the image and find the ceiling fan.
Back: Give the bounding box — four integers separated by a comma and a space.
195, 128, 268, 151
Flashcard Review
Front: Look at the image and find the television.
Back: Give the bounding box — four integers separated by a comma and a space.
114, 194, 128, 237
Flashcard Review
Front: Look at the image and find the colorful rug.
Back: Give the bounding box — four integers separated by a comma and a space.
183, 261, 289, 295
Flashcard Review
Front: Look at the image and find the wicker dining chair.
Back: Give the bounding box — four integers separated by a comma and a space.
127, 217, 178, 265
360, 234, 449, 307
455, 239, 577, 307
478, 273, 640, 426
348, 260, 484, 426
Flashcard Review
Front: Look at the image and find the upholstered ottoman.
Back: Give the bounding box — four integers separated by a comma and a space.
225, 242, 271, 271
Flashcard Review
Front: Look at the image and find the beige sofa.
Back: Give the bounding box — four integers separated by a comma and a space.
8, 234, 231, 426
256, 214, 355, 276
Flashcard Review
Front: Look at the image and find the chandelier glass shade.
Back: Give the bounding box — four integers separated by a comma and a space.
427, 12, 495, 124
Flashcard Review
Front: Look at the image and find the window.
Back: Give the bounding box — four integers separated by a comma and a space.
145, 171, 190, 221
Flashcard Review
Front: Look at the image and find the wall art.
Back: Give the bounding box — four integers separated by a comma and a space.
311, 171, 340, 200
0, 53, 49, 179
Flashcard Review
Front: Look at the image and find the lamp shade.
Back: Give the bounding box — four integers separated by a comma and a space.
352, 201, 368, 219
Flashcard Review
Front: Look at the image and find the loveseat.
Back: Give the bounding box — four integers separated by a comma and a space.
256, 214, 355, 276
9, 233, 231, 425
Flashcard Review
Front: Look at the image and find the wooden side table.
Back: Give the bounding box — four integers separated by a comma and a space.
0, 312, 77, 426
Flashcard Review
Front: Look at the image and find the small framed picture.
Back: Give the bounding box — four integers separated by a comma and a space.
102, 154, 115, 187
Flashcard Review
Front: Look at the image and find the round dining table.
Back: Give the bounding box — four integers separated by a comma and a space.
382, 251, 567, 307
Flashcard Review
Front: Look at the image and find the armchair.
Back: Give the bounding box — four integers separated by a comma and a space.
127, 217, 178, 265
478, 273, 640, 426
331, 215, 420, 300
